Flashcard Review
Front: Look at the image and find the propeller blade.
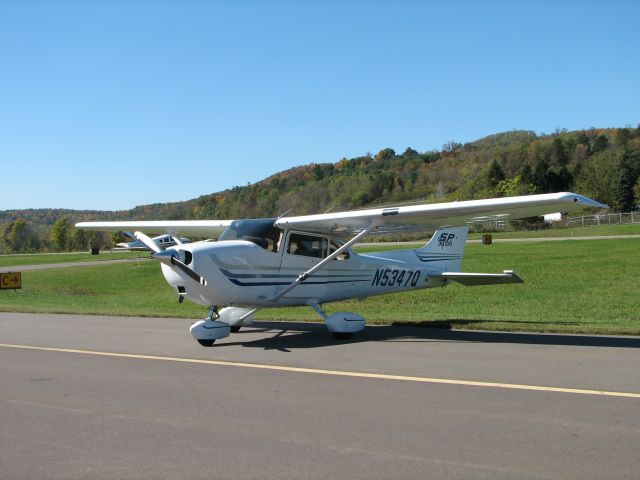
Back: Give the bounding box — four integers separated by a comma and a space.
171, 256, 208, 286
134, 231, 162, 253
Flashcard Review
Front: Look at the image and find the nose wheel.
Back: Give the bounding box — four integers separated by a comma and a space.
190, 306, 231, 347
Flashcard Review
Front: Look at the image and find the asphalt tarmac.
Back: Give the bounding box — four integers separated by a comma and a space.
1, 312, 639, 479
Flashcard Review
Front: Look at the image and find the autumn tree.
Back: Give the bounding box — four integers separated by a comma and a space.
0, 219, 39, 253
374, 148, 395, 163
50, 218, 71, 251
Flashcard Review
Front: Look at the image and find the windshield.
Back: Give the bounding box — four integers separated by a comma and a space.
218, 218, 282, 252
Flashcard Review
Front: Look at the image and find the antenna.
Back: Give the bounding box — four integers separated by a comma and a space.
322, 204, 336, 214
277, 208, 293, 219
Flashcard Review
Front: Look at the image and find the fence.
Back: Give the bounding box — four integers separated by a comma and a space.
565, 212, 638, 228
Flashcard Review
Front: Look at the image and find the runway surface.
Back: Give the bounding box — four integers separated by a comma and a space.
1, 312, 639, 479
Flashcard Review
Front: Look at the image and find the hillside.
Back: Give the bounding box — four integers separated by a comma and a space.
2, 127, 639, 252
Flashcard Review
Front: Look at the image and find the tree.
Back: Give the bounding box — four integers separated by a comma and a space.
402, 147, 419, 157
374, 148, 395, 163
616, 128, 631, 149
573, 151, 619, 207
486, 159, 506, 188
550, 138, 568, 166
70, 228, 88, 251
592, 135, 608, 153
0, 219, 39, 253
495, 175, 524, 197
532, 159, 551, 192
50, 218, 71, 251
442, 141, 462, 157
615, 167, 636, 212
520, 163, 533, 185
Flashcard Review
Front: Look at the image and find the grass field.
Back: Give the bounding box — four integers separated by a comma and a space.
0, 251, 143, 268
466, 223, 640, 240
0, 238, 638, 335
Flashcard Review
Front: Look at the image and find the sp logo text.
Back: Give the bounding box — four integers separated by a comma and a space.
437, 233, 455, 249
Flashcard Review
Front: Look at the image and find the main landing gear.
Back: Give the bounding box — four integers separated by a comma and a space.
190, 303, 363, 346
309, 303, 365, 340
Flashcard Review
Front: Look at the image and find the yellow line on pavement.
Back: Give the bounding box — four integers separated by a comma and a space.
2, 343, 639, 399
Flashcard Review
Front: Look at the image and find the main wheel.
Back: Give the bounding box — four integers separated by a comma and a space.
197, 339, 216, 347
332, 332, 353, 340
230, 325, 241, 333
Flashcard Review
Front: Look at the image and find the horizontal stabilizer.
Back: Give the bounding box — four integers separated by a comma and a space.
433, 270, 524, 286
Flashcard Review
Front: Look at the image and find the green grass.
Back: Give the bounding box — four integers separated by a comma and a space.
0, 251, 145, 268
0, 238, 638, 335
466, 223, 640, 240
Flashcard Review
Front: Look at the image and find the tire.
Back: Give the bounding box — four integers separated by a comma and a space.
332, 332, 353, 340
197, 339, 216, 347
230, 326, 241, 333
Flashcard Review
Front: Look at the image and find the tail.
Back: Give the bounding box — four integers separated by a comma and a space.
415, 226, 469, 271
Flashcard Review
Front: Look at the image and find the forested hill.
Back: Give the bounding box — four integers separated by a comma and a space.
2, 127, 639, 252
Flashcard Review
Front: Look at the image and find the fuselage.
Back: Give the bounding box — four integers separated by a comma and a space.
161, 234, 449, 309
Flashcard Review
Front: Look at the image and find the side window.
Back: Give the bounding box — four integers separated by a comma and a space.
287, 233, 328, 258
329, 241, 350, 260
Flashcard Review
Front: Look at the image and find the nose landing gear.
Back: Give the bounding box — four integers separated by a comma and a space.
190, 306, 231, 347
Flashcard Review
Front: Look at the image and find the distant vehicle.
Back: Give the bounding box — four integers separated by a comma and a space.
78, 192, 606, 347
543, 212, 563, 223
115, 233, 191, 251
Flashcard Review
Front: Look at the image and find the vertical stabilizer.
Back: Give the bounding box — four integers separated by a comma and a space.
415, 226, 469, 271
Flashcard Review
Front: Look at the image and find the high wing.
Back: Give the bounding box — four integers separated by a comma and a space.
275, 192, 606, 236
75, 220, 233, 238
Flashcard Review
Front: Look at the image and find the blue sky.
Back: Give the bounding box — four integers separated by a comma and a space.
1, 0, 638, 211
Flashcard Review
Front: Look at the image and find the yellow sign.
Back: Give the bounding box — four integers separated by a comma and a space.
1, 272, 21, 289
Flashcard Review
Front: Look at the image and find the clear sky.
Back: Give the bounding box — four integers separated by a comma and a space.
1, 0, 638, 211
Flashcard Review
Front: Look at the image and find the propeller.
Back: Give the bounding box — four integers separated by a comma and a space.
134, 231, 207, 286
133, 230, 162, 254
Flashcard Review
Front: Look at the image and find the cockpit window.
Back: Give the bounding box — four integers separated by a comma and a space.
287, 233, 328, 258
329, 241, 350, 260
218, 218, 282, 252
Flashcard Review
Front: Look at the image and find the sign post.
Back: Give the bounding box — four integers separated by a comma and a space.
0, 272, 22, 290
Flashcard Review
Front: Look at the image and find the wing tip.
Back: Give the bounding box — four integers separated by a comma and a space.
559, 192, 608, 209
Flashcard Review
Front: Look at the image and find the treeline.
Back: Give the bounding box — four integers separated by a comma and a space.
188, 127, 639, 219
0, 218, 113, 254
1, 127, 638, 253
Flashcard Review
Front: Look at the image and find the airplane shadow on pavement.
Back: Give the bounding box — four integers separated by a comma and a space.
216, 320, 640, 352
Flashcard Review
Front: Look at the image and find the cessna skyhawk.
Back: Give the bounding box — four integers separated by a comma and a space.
77, 192, 606, 346
114, 232, 191, 251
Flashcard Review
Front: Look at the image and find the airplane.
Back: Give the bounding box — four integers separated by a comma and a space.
77, 192, 607, 346
114, 232, 191, 251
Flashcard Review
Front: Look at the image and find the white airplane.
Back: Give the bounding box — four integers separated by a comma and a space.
115, 233, 191, 251
77, 192, 606, 346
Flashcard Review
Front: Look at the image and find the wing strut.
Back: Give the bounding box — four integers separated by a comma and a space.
269, 222, 378, 302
